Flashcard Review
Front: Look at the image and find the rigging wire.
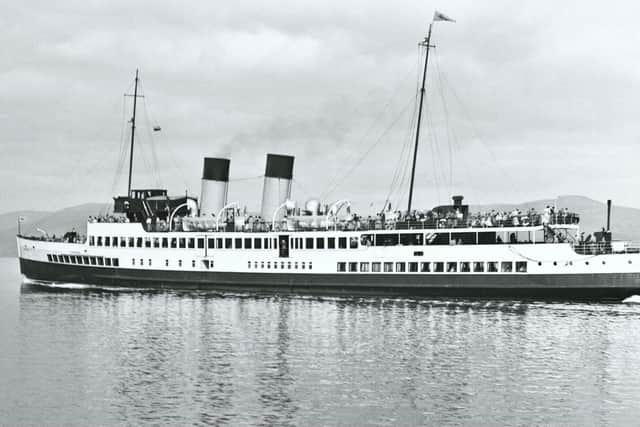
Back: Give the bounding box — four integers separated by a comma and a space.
320, 97, 417, 201
319, 59, 420, 201
434, 53, 519, 198
433, 53, 455, 194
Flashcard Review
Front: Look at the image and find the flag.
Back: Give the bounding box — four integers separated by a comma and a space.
433, 11, 455, 22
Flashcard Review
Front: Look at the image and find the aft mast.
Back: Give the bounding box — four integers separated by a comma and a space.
406, 11, 455, 214
126, 69, 141, 197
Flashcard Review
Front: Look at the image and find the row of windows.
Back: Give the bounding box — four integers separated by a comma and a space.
248, 261, 313, 270
132, 258, 210, 268
87, 235, 361, 250
336, 261, 528, 273
47, 254, 119, 267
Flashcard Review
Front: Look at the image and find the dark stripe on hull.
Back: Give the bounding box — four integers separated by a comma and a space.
19, 258, 640, 300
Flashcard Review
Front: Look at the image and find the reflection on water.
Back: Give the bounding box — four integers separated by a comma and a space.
2, 261, 640, 424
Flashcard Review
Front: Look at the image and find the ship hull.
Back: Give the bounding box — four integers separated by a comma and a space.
19, 257, 640, 300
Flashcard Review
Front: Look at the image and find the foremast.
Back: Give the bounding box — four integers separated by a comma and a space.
126, 69, 141, 197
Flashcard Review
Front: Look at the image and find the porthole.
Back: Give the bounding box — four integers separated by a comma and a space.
629, 260, 633, 264
585, 261, 589, 265
538, 262, 542, 266
602, 261, 606, 265
553, 261, 557, 266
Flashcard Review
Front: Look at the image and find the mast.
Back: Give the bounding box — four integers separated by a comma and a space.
407, 24, 433, 214
127, 69, 140, 197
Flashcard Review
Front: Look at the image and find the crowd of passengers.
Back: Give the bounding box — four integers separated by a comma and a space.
84, 204, 579, 233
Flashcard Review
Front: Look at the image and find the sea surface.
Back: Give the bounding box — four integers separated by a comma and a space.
2, 257, 640, 425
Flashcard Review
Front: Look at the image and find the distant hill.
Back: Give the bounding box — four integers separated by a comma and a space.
1, 203, 108, 256
471, 195, 640, 241
3, 196, 639, 257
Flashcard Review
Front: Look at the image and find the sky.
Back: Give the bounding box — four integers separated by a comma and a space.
2, 0, 640, 215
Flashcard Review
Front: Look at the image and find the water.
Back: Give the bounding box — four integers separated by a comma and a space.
2, 257, 640, 425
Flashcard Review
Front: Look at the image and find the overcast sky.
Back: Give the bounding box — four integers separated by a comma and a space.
2, 0, 640, 215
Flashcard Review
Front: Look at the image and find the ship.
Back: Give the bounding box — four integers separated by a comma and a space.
17, 14, 640, 299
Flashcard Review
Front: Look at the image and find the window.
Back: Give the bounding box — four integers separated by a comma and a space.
338, 237, 347, 249
235, 238, 242, 249
145, 238, 151, 248
375, 234, 398, 246
179, 260, 183, 267
328, 237, 336, 249
281, 262, 285, 269
400, 233, 423, 246
244, 238, 252, 249
136, 237, 143, 248
414, 251, 424, 256
309, 262, 313, 270
396, 262, 406, 272
420, 262, 430, 272
90, 257, 96, 265
192, 260, 196, 268
447, 262, 457, 272
112, 237, 118, 247
261, 262, 265, 269
171, 238, 177, 248
273, 262, 277, 269
89, 236, 95, 246
254, 238, 262, 249
306, 237, 314, 249
360, 262, 370, 272
188, 238, 195, 249
70, 256, 76, 264
217, 238, 223, 249
105, 258, 112, 266
360, 234, 373, 247
47, 254, 52, 262
76, 256, 82, 264
129, 237, 135, 247
384, 262, 393, 272
148, 259, 152, 266
162, 238, 169, 248
105, 236, 110, 247
408, 262, 418, 272
263, 238, 269, 249
52, 254, 59, 262
208, 238, 215, 249
473, 262, 485, 272
460, 262, 470, 272
294, 262, 298, 269
350, 237, 358, 249
301, 262, 305, 269
434, 262, 444, 272
248, 261, 251, 268
154, 238, 160, 248
197, 238, 204, 249
179, 238, 186, 248
139, 258, 143, 266
83, 256, 89, 264
97, 236, 103, 246
488, 262, 499, 272
165, 259, 169, 267
113, 258, 119, 267
120, 237, 127, 247
349, 262, 358, 272
287, 262, 292, 269
501, 262, 513, 272
132, 258, 135, 266
516, 261, 527, 273
255, 261, 259, 269
337, 262, 346, 272
316, 237, 325, 249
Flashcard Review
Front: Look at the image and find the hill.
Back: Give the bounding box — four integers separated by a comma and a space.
1, 203, 108, 256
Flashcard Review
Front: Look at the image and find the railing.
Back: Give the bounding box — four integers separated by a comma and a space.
145, 212, 580, 233
573, 241, 640, 256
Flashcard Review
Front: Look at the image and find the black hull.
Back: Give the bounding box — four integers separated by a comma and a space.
19, 258, 640, 300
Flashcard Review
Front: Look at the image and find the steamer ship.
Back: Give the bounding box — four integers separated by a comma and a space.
17, 15, 640, 299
